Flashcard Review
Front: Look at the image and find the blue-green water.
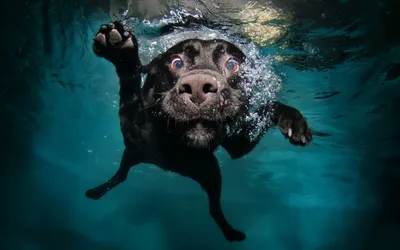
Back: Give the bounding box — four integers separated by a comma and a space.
1, 0, 399, 249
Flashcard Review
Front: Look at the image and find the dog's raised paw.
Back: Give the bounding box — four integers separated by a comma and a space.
278, 106, 312, 146
92, 21, 135, 61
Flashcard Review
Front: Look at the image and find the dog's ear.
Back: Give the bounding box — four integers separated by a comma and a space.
141, 54, 173, 94
142, 54, 164, 76
142, 62, 159, 75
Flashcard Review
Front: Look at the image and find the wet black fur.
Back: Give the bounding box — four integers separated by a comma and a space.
86, 21, 312, 242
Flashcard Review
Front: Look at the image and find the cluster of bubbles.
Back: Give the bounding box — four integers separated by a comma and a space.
122, 9, 283, 140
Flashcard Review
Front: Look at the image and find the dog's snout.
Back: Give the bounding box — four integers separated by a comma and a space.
178, 74, 218, 105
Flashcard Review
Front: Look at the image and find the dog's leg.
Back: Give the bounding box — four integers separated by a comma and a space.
85, 148, 140, 200
221, 119, 265, 160
222, 101, 313, 159
187, 154, 246, 242
92, 21, 147, 146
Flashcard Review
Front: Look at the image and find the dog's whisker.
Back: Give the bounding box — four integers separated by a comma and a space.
141, 102, 159, 111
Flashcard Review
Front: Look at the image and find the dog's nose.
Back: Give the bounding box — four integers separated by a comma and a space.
178, 74, 218, 105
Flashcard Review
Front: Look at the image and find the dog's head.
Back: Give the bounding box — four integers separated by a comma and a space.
143, 39, 248, 149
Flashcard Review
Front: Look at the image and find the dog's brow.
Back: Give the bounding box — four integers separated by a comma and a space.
212, 44, 226, 64
183, 43, 200, 65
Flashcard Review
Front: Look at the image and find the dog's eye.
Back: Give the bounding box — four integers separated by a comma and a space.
226, 58, 240, 73
170, 57, 184, 70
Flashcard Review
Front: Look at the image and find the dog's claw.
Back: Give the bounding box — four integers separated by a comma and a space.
278, 107, 312, 146
95, 33, 106, 46
109, 29, 122, 45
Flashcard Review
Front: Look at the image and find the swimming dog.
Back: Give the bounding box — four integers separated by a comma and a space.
85, 21, 312, 242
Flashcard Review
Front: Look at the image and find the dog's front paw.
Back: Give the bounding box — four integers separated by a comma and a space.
224, 229, 246, 242
278, 106, 312, 146
92, 21, 138, 65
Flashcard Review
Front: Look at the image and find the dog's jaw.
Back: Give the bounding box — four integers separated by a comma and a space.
183, 122, 218, 149
160, 88, 243, 149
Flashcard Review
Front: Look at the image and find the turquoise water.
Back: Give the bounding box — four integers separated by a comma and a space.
2, 0, 400, 249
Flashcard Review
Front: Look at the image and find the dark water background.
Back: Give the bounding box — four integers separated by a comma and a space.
1, 0, 400, 249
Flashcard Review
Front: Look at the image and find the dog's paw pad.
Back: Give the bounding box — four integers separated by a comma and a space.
92, 22, 135, 59
109, 28, 122, 46
95, 33, 106, 47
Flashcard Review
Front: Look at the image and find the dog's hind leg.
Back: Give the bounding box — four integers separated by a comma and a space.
85, 148, 140, 200
187, 154, 246, 242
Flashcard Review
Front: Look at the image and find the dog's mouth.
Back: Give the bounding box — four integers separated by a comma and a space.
157, 110, 227, 149
180, 120, 223, 149
161, 95, 238, 148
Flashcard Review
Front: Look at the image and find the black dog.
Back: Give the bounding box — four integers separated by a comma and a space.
85, 21, 312, 242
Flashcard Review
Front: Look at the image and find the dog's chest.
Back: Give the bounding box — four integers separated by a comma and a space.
139, 141, 206, 175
